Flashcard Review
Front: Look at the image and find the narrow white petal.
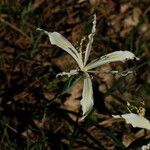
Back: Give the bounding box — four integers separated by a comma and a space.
56, 69, 79, 77
80, 73, 94, 118
84, 14, 96, 65
85, 51, 139, 70
113, 113, 150, 130
37, 28, 83, 69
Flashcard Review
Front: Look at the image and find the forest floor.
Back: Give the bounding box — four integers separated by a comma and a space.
0, 0, 150, 150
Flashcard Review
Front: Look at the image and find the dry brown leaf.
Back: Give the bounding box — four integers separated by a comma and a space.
32, 0, 45, 11
96, 113, 110, 119
140, 23, 149, 33
22, 129, 39, 143
33, 118, 49, 129
71, 24, 82, 43
98, 83, 107, 93
124, 7, 141, 27
99, 118, 121, 127
122, 133, 136, 147
108, 15, 122, 33
135, 129, 150, 139
14, 91, 29, 101
43, 92, 56, 101
120, 7, 142, 37
120, 3, 131, 13
123, 129, 150, 147
104, 95, 122, 113
62, 80, 83, 120
97, 64, 114, 86
52, 54, 77, 71
89, 0, 100, 7
105, 0, 116, 9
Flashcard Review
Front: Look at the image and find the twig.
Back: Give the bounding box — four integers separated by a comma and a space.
4, 123, 17, 133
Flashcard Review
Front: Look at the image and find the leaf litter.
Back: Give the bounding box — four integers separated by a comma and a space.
0, 0, 150, 149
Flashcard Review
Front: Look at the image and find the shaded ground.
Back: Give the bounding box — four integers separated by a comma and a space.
0, 0, 150, 149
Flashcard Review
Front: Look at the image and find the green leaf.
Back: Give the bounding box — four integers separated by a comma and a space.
60, 75, 81, 95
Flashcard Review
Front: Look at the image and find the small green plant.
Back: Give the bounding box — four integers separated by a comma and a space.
37, 14, 146, 124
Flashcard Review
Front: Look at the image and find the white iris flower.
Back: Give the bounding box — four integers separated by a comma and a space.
37, 14, 139, 119
112, 113, 150, 131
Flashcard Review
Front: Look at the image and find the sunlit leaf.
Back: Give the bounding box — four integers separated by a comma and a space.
85, 51, 139, 70
80, 73, 94, 118
112, 113, 150, 130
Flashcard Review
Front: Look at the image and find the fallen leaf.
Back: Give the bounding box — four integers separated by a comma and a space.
122, 133, 136, 147
43, 92, 56, 101
120, 7, 142, 37
97, 64, 114, 86
62, 80, 82, 120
